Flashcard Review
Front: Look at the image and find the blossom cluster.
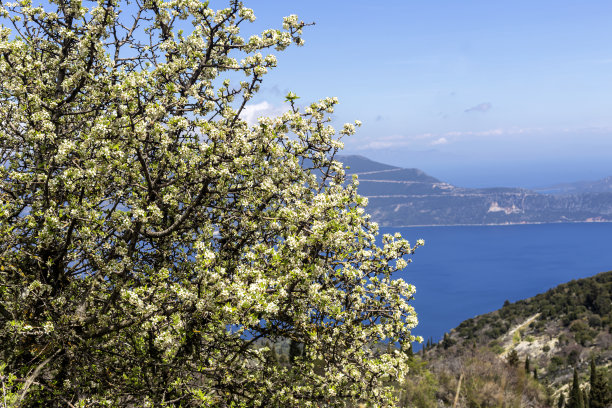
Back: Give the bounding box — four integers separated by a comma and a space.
0, 1, 420, 406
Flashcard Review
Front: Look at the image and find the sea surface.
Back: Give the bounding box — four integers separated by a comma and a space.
380, 223, 612, 347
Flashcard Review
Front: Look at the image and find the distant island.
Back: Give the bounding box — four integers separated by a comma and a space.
338, 155, 612, 226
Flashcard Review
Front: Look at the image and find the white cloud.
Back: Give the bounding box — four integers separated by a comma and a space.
464, 102, 492, 113
412, 132, 435, 140
354, 134, 414, 150
240, 101, 288, 126
354, 133, 448, 150
352, 127, 539, 151
431, 137, 448, 145
357, 140, 396, 150
348, 124, 612, 153
445, 129, 502, 137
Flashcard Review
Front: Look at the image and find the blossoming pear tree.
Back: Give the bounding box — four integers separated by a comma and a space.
0, 0, 422, 405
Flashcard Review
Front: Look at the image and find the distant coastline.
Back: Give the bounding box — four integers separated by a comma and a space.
339, 154, 612, 227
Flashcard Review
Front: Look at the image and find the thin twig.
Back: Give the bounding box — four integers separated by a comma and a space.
16, 349, 61, 405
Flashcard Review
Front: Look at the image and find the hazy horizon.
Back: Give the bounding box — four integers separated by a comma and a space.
343, 151, 612, 190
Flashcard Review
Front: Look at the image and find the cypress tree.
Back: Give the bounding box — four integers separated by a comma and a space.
525, 355, 530, 373
567, 368, 584, 408
589, 358, 612, 408
558, 393, 565, 408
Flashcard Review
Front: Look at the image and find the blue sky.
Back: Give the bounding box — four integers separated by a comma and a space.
237, 1, 612, 188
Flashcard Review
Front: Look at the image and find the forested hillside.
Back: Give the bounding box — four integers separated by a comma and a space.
399, 271, 612, 407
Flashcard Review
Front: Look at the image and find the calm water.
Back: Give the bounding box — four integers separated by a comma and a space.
380, 223, 612, 346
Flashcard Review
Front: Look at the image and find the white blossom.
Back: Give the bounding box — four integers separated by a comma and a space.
0, 1, 420, 406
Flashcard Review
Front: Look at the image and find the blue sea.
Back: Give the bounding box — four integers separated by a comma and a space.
380, 223, 612, 347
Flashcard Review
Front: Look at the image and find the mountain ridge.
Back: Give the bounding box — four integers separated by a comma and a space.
337, 155, 612, 227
